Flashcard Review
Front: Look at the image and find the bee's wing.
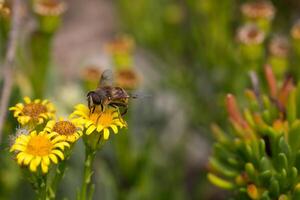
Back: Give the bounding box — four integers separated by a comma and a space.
99, 69, 114, 87
112, 87, 130, 98
127, 91, 151, 99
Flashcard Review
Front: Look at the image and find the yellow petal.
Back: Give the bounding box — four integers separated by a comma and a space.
9, 106, 18, 111
32, 157, 42, 167
51, 136, 64, 144
29, 157, 41, 172
40, 113, 48, 119
53, 142, 66, 150
103, 128, 110, 140
85, 121, 94, 128
52, 150, 64, 160
78, 130, 83, 136
10, 144, 26, 152
13, 110, 22, 117
17, 153, 26, 165
42, 156, 50, 166
24, 96, 31, 104
110, 125, 118, 134
16, 152, 26, 159
41, 162, 49, 174
47, 132, 59, 139
71, 110, 87, 118
49, 154, 58, 164
30, 131, 37, 136
86, 125, 96, 135
97, 125, 104, 132
42, 99, 49, 104
24, 154, 34, 165
75, 104, 89, 113
38, 118, 44, 124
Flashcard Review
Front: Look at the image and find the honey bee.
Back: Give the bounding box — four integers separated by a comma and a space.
87, 69, 133, 115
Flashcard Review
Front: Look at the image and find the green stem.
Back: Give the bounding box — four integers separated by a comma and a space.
79, 146, 97, 200
48, 159, 67, 200
36, 175, 48, 200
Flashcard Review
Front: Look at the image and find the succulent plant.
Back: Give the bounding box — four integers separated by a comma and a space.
208, 66, 300, 199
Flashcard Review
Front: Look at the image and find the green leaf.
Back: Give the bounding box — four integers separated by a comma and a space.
292, 184, 300, 200
287, 88, 297, 123
259, 157, 271, 171
209, 157, 238, 177
278, 153, 288, 170
260, 191, 271, 200
290, 167, 298, 186
207, 173, 234, 190
245, 163, 256, 182
288, 120, 300, 152
279, 137, 291, 160
269, 178, 280, 197
259, 170, 272, 186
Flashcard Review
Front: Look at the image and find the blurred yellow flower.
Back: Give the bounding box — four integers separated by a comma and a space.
9, 97, 55, 126
33, 0, 67, 16
241, 1, 275, 20
44, 117, 83, 143
10, 131, 69, 173
70, 104, 127, 140
116, 68, 140, 90
237, 24, 265, 45
291, 20, 300, 40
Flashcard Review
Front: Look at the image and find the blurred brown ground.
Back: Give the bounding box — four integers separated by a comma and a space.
53, 0, 119, 80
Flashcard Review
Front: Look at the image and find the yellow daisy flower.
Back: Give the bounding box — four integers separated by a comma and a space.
70, 104, 127, 140
10, 131, 69, 173
44, 117, 83, 143
9, 96, 55, 126
33, 0, 67, 16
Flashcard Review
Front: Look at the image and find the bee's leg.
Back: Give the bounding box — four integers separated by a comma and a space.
95, 105, 105, 125
110, 103, 128, 116
121, 106, 128, 116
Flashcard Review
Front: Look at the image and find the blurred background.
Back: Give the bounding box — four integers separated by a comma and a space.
1, 0, 300, 199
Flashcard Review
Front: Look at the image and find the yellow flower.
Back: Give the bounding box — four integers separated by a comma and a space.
115, 68, 140, 90
9, 97, 55, 126
10, 131, 69, 173
44, 117, 83, 143
33, 0, 67, 16
70, 104, 127, 140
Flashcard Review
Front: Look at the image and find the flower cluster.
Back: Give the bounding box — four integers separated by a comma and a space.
208, 66, 300, 199
0, 0, 10, 17
9, 96, 127, 174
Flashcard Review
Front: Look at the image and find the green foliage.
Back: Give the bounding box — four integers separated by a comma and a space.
209, 69, 300, 199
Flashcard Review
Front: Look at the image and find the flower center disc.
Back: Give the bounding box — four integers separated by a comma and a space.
53, 121, 76, 136
90, 111, 114, 127
23, 103, 47, 119
26, 135, 52, 156
40, 0, 60, 8
248, 29, 259, 39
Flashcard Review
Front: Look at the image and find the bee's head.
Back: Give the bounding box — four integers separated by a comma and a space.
86, 91, 101, 106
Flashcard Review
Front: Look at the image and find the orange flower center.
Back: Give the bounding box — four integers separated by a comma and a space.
89, 110, 114, 127
250, 2, 268, 12
247, 29, 259, 39
81, 66, 101, 81
23, 103, 47, 119
40, 0, 60, 8
292, 25, 300, 39
26, 135, 52, 156
53, 121, 76, 136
